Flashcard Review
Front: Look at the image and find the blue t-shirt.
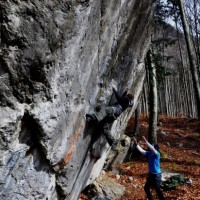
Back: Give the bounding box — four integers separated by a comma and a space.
145, 151, 161, 174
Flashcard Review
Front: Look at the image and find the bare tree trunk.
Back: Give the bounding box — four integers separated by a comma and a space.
178, 0, 200, 118
158, 90, 163, 115
175, 18, 190, 116
165, 77, 169, 116
130, 106, 139, 137
192, 0, 200, 69
146, 49, 158, 144
142, 83, 149, 117
166, 77, 172, 116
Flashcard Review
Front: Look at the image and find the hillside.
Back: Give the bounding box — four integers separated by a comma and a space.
80, 115, 200, 199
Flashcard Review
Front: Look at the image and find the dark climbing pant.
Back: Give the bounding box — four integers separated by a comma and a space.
92, 105, 122, 122
144, 173, 165, 200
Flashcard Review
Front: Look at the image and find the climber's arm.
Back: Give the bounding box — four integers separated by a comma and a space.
112, 87, 129, 104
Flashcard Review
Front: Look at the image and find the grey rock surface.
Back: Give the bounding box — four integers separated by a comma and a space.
104, 136, 132, 170
0, 0, 155, 199
92, 173, 125, 200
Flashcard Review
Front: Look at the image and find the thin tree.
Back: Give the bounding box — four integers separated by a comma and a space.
146, 49, 158, 144
177, 0, 200, 118
130, 106, 139, 137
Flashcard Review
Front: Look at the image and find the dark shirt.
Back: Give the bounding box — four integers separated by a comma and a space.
113, 89, 133, 113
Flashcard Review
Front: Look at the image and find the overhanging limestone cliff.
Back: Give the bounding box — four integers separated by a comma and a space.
0, 0, 155, 199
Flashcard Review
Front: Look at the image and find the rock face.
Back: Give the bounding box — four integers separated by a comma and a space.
93, 172, 125, 200
0, 0, 154, 199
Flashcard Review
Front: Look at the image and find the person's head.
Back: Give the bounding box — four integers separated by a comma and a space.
153, 144, 160, 151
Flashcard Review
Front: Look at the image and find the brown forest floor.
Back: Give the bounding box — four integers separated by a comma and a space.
115, 115, 200, 200
81, 115, 200, 200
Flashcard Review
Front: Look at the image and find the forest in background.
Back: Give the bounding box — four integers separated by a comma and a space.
116, 115, 200, 200
80, 1, 200, 199
123, 1, 200, 199
141, 0, 200, 119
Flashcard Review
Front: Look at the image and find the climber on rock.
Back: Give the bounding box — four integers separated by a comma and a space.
86, 85, 134, 149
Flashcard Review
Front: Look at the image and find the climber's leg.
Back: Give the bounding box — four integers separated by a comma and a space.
86, 106, 113, 123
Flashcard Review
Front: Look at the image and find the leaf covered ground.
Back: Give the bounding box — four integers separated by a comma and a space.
80, 115, 200, 200
114, 115, 200, 200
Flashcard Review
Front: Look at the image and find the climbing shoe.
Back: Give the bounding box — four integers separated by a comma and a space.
86, 114, 98, 123
110, 140, 119, 150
